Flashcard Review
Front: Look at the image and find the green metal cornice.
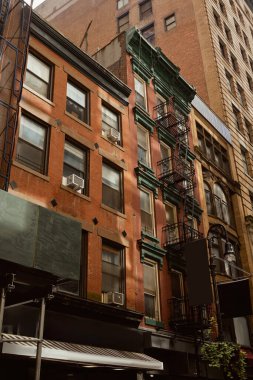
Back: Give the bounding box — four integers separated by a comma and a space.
162, 187, 181, 206
135, 162, 161, 198
131, 56, 153, 82
157, 126, 176, 148
138, 239, 166, 269
126, 28, 196, 115
134, 106, 156, 133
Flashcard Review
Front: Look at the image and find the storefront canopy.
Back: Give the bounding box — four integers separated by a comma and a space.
2, 333, 163, 371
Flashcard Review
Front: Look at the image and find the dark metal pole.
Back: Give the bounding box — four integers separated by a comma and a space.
208, 239, 224, 341
34, 297, 46, 380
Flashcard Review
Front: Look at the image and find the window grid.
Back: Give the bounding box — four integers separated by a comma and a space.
165, 13, 176, 31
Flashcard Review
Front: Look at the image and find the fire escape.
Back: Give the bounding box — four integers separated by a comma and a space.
0, 0, 32, 191
154, 98, 211, 334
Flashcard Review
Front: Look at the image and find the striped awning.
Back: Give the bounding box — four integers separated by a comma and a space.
1, 334, 163, 371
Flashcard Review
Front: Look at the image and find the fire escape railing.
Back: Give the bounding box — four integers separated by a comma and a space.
168, 297, 212, 332
162, 222, 203, 251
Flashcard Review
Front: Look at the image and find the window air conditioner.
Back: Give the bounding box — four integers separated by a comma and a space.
105, 292, 124, 306
66, 174, 84, 191
107, 128, 120, 143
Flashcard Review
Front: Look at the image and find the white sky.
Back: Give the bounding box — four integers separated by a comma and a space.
26, 0, 45, 8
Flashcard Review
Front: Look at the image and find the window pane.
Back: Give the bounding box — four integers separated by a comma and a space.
144, 262, 158, 319
102, 245, 122, 293
64, 142, 85, 172
67, 82, 86, 106
16, 140, 44, 173
118, 13, 129, 32
140, 189, 150, 213
25, 71, 49, 98
134, 77, 145, 96
20, 116, 46, 149
27, 53, 50, 82
102, 163, 122, 211
144, 294, 156, 318
102, 106, 118, 131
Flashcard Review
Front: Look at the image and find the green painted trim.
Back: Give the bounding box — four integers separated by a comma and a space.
162, 187, 181, 206
144, 317, 164, 328
157, 126, 177, 148
131, 56, 152, 82
139, 239, 166, 268
126, 28, 196, 117
134, 106, 156, 133
141, 230, 160, 243
135, 162, 161, 198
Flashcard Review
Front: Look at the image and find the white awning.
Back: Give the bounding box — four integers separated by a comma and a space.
1, 334, 163, 371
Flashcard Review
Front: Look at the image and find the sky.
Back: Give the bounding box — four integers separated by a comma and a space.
26, 0, 45, 8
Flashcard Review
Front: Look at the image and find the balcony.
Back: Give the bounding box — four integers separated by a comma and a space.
169, 297, 212, 333
162, 222, 203, 252
157, 156, 194, 189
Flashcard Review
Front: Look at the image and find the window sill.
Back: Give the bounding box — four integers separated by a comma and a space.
12, 160, 50, 181
101, 203, 126, 218
65, 111, 92, 131
144, 317, 164, 329
23, 84, 55, 106
100, 135, 125, 151
60, 184, 91, 201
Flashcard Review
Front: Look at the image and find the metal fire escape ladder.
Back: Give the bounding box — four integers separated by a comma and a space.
0, 0, 32, 191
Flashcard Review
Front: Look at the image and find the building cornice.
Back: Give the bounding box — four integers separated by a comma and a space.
31, 12, 131, 105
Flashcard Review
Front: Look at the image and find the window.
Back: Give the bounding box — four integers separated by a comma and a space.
16, 114, 49, 174
224, 24, 233, 43
213, 9, 222, 29
241, 146, 249, 174
237, 84, 246, 106
62, 141, 88, 195
165, 13, 176, 31
244, 118, 253, 143
232, 105, 242, 130
66, 81, 88, 123
238, 9, 244, 25
141, 23, 155, 45
240, 45, 248, 64
196, 123, 230, 174
219, 0, 227, 16
170, 269, 185, 320
143, 260, 160, 320
134, 76, 147, 110
117, 0, 128, 9
219, 38, 228, 60
225, 70, 235, 93
102, 242, 124, 298
118, 12, 129, 32
139, 0, 152, 20
230, 53, 239, 73
102, 105, 121, 144
234, 19, 241, 37
243, 32, 250, 50
160, 143, 171, 173
137, 125, 151, 166
204, 182, 213, 214
164, 202, 178, 242
140, 189, 155, 235
213, 183, 231, 224
247, 72, 253, 91
102, 162, 123, 212
25, 52, 51, 99
156, 95, 166, 118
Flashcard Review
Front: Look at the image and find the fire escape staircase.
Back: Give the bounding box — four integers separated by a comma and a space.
0, 0, 32, 191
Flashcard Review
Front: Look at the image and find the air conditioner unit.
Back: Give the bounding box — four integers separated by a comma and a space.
66, 174, 84, 191
107, 128, 120, 143
105, 292, 124, 306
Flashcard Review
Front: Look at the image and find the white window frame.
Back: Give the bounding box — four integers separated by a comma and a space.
140, 188, 155, 236
137, 124, 151, 167
25, 52, 51, 99
134, 75, 147, 110
143, 259, 160, 321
